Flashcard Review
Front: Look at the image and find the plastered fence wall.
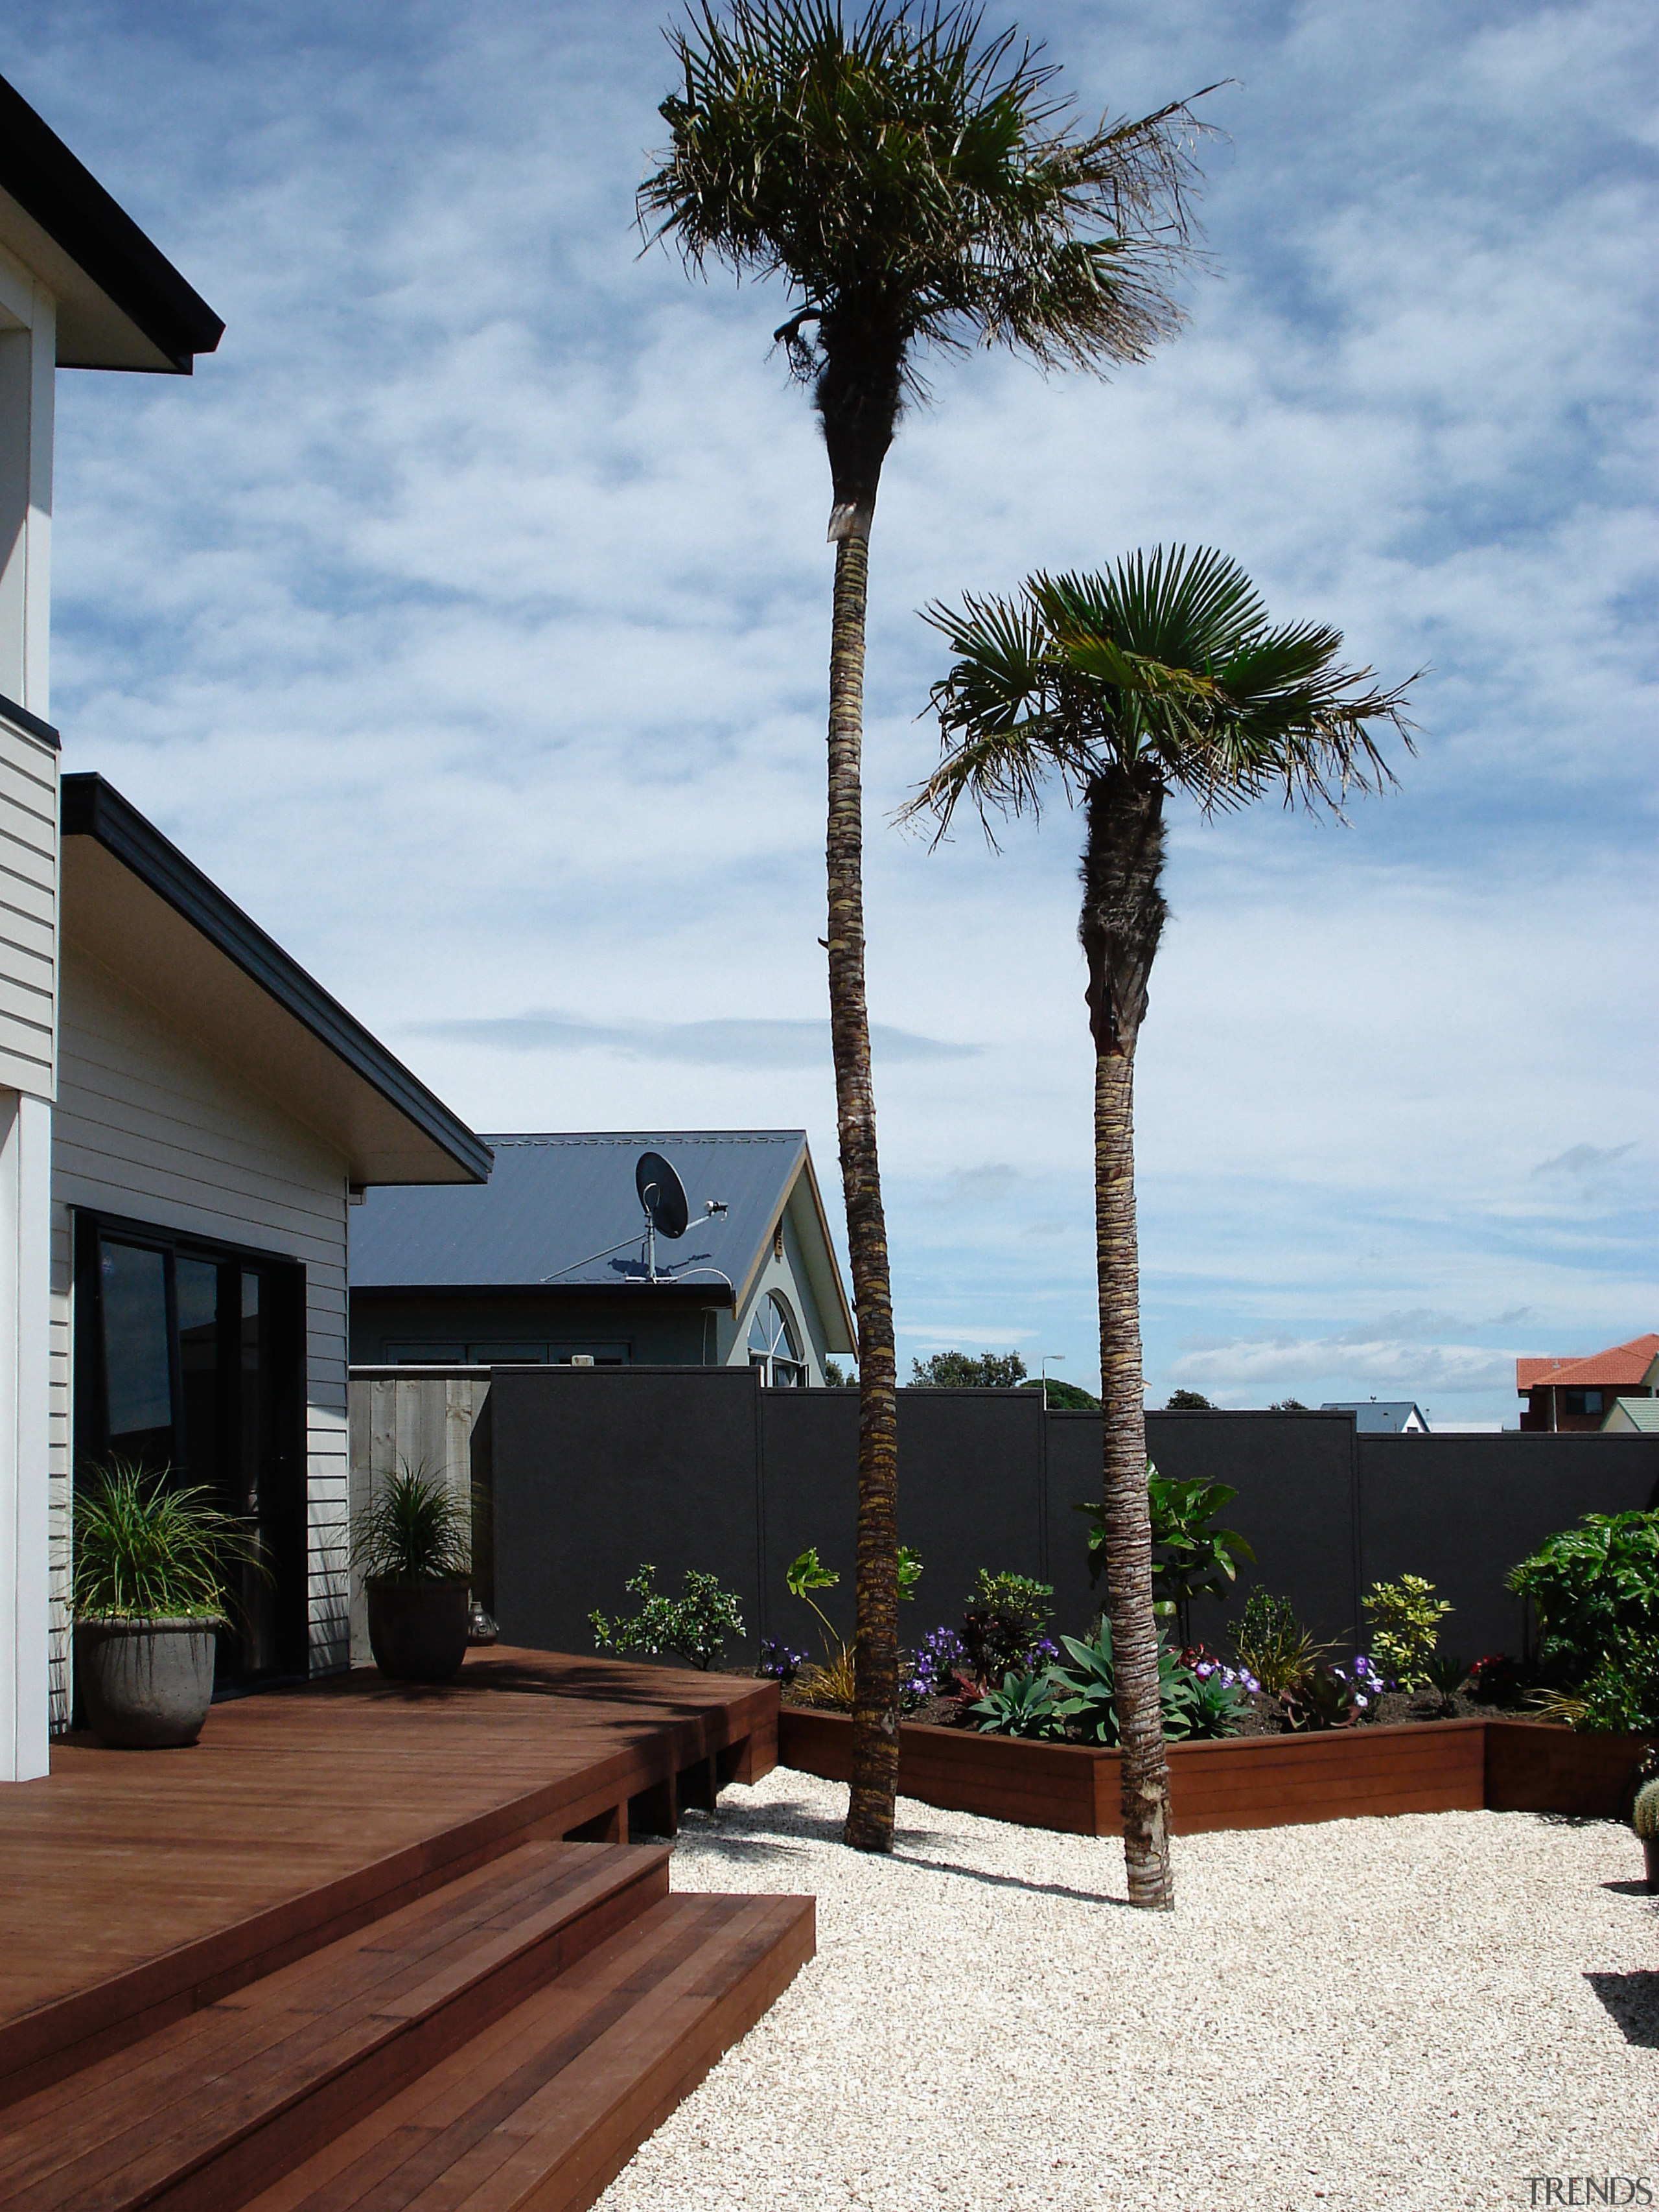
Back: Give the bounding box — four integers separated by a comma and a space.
347, 1369, 1659, 1671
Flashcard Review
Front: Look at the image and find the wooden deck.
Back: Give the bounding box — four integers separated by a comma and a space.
0, 1647, 809, 2212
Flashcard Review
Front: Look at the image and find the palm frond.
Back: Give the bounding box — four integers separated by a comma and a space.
911, 545, 1417, 834
638, 1, 1216, 388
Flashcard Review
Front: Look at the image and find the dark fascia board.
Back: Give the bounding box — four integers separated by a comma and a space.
62, 774, 491, 1183
0, 692, 60, 750
353, 1279, 736, 1308
0, 75, 224, 373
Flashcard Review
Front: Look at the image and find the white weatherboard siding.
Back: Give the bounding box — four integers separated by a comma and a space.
49, 943, 352, 1727
0, 710, 56, 1101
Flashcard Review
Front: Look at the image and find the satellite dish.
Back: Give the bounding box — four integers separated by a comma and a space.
635, 1150, 690, 1241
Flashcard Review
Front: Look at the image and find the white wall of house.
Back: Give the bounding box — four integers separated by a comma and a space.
0, 248, 56, 1781
48, 942, 353, 1727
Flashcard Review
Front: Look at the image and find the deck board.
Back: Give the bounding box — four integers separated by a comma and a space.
0, 1649, 776, 2104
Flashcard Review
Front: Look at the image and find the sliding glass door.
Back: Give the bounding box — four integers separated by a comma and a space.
75, 1215, 308, 1684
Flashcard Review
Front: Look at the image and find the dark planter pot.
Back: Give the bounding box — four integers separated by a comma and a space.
76, 1620, 219, 1749
366, 1579, 470, 1682
1644, 1836, 1659, 1895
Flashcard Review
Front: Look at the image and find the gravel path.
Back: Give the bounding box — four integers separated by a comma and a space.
599, 1767, 1657, 2212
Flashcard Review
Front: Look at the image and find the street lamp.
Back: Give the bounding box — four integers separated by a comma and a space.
1039, 1354, 1065, 1407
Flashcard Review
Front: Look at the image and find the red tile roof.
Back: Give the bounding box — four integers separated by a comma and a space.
1516, 1334, 1659, 1394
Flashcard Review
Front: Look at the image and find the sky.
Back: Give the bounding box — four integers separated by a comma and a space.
9, 0, 1655, 1421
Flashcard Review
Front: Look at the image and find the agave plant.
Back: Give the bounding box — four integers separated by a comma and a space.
352, 1464, 471, 1585
73, 1459, 264, 1624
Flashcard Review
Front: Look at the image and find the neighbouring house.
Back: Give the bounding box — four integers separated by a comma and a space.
1603, 1397, 1659, 1436
53, 778, 488, 1727
1, 73, 226, 1778
1320, 1400, 1430, 1435
349, 1130, 856, 1386
1516, 1335, 1659, 1432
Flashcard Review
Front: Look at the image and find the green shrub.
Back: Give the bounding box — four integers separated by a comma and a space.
1575, 1632, 1659, 1735
970, 1670, 1064, 1740
1362, 1575, 1451, 1689
1232, 1590, 1321, 1696
962, 1568, 1054, 1684
73, 1459, 264, 1622
1077, 1465, 1253, 1645
353, 1463, 472, 1583
1507, 1511, 1659, 1688
590, 1564, 745, 1671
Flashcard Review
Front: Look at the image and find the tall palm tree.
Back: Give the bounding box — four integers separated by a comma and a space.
911, 547, 1415, 1904
639, 1, 1212, 1852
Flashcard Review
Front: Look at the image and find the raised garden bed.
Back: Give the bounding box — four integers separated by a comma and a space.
778, 1707, 1649, 1836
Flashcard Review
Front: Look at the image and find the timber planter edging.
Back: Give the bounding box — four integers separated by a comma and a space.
777, 1706, 1649, 1835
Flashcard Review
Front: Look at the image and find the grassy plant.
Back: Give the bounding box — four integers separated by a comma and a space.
1362, 1575, 1452, 1690
1421, 1651, 1468, 1712
353, 1463, 471, 1583
72, 1458, 264, 1623
590, 1564, 745, 1671
1232, 1590, 1322, 1697
789, 1646, 859, 1711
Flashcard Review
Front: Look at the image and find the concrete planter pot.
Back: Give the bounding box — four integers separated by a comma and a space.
366, 1579, 470, 1682
76, 1620, 220, 1749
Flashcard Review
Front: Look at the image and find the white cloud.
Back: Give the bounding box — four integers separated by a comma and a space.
9, 0, 1653, 1425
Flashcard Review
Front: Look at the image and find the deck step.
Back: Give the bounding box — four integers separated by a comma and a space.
242, 1892, 816, 2212
0, 1839, 671, 2212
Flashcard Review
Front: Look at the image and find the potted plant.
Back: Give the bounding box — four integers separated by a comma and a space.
1634, 1773, 1659, 1894
354, 1464, 472, 1682
72, 1460, 262, 1749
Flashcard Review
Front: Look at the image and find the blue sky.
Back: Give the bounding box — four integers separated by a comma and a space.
10, 0, 1655, 1420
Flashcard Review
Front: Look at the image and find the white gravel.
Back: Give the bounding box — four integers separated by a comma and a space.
599, 1767, 1658, 2212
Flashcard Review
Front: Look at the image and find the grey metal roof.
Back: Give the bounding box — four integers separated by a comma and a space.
350, 1130, 813, 1302
1321, 1401, 1430, 1435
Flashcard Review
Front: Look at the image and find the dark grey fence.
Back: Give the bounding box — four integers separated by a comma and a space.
486, 1369, 1659, 1670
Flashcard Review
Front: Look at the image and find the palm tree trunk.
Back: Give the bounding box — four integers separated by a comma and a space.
826, 526, 900, 1853
1081, 767, 1172, 1908
1093, 1043, 1172, 1907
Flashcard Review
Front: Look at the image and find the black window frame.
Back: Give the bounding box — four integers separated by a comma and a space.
73, 1207, 310, 1681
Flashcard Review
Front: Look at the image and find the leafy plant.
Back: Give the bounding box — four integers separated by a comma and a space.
1362, 1575, 1451, 1690
72, 1459, 265, 1623
1044, 1622, 1246, 1745
1573, 1632, 1659, 1735
1077, 1465, 1253, 1644
1232, 1590, 1322, 1697
961, 1568, 1054, 1686
1421, 1652, 1468, 1712
783, 1542, 920, 1707
1284, 1661, 1364, 1732
970, 1670, 1064, 1740
911, 1350, 1027, 1389
758, 1638, 807, 1686
1467, 1652, 1524, 1706
353, 1462, 471, 1584
1508, 1511, 1659, 1688
589, 1564, 745, 1671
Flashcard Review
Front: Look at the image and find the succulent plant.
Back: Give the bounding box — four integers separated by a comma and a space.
1632, 1776, 1659, 1841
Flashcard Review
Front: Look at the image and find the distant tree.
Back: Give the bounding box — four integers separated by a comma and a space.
1021, 1377, 1101, 1410
1270, 1397, 1307, 1412
912, 544, 1413, 1909
822, 1359, 857, 1388
640, 0, 1211, 1857
1165, 1388, 1214, 1411
911, 1349, 1028, 1389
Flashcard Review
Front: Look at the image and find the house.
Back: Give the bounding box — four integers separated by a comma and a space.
1603, 1397, 1659, 1436
54, 776, 487, 1725
1320, 1400, 1430, 1435
1, 72, 226, 1779
1516, 1334, 1659, 1432
1, 73, 489, 1774
349, 1131, 855, 1386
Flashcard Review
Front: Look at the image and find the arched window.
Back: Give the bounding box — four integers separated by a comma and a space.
747, 1292, 805, 1387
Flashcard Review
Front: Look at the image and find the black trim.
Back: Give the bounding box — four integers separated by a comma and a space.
0, 692, 60, 750
0, 75, 224, 373
354, 1280, 737, 1306
62, 774, 492, 1184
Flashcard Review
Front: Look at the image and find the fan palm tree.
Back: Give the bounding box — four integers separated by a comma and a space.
639, 0, 1212, 1852
909, 546, 1415, 1904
